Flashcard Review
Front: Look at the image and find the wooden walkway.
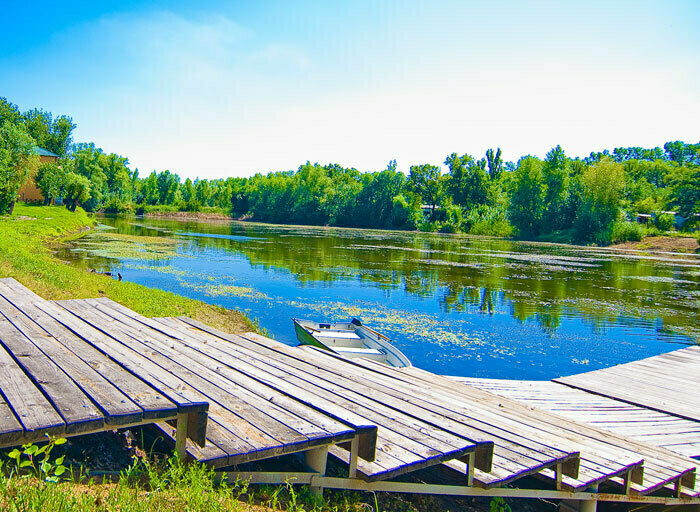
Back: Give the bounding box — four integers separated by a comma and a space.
554, 347, 700, 423
0, 278, 207, 450
1, 276, 700, 506
455, 378, 700, 460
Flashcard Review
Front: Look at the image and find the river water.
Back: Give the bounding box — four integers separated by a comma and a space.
57, 216, 700, 380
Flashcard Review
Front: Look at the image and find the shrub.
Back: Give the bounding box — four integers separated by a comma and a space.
611, 221, 644, 243
654, 213, 674, 231
438, 204, 465, 233
465, 205, 514, 237
103, 196, 134, 214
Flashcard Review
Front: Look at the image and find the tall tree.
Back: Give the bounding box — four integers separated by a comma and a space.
444, 154, 488, 208
22, 109, 75, 157
0, 121, 37, 214
508, 156, 546, 237
35, 162, 66, 205
485, 148, 503, 180
408, 164, 443, 214
541, 145, 571, 232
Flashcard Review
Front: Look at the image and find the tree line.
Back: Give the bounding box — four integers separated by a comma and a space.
1, 97, 698, 244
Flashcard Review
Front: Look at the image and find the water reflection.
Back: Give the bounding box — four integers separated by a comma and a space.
56, 216, 700, 379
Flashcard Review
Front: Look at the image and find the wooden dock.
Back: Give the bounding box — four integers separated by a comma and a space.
0, 278, 207, 452
454, 378, 700, 460
0, 276, 699, 509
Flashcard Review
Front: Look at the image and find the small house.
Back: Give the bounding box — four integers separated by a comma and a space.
17, 147, 60, 203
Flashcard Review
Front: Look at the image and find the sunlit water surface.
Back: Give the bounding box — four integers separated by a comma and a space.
57, 216, 700, 379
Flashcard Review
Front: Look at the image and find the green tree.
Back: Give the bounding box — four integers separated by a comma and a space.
63, 172, 91, 211
541, 145, 571, 232
22, 109, 76, 157
508, 156, 546, 237
444, 153, 489, 208
35, 161, 66, 205
486, 148, 503, 180
0, 121, 37, 214
574, 157, 626, 243
666, 165, 700, 218
409, 163, 443, 214
0, 97, 22, 126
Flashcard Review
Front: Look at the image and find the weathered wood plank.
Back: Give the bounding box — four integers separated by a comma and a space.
0, 339, 63, 443
0, 311, 104, 435
0, 286, 179, 422
0, 291, 145, 426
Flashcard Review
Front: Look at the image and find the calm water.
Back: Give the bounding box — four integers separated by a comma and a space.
57, 216, 700, 380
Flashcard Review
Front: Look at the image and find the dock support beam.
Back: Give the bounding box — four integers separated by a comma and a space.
579, 484, 598, 512
305, 446, 328, 498
175, 413, 188, 460
348, 438, 359, 478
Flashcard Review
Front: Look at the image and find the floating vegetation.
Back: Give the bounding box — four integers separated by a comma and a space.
75, 232, 184, 261
121, 263, 189, 277
179, 281, 270, 301
623, 275, 697, 285
414, 258, 485, 269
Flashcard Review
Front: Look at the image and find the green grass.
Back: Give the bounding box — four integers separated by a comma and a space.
0, 204, 254, 333
0, 452, 332, 512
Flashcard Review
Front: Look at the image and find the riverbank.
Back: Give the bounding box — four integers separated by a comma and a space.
0, 204, 254, 333
611, 235, 699, 253
144, 209, 234, 221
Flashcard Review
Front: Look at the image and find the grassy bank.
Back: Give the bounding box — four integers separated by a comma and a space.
0, 204, 253, 333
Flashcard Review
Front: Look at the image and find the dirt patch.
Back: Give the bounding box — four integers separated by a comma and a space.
611, 236, 699, 254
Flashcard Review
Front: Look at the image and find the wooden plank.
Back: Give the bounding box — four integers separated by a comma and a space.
289, 346, 696, 493
0, 396, 24, 448
56, 299, 357, 466
0, 292, 145, 426
0, 284, 179, 422
78, 301, 350, 445
48, 300, 208, 416
555, 347, 700, 423
152, 318, 496, 469
91, 305, 481, 479
0, 311, 104, 435
0, 340, 63, 443
88, 301, 355, 442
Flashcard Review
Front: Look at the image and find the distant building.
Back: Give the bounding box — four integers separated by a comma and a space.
17, 147, 60, 203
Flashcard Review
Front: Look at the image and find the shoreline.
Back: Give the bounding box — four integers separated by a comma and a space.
137, 211, 699, 256
0, 204, 256, 335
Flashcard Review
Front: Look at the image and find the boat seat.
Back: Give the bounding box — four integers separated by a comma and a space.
333, 347, 383, 355
315, 331, 361, 339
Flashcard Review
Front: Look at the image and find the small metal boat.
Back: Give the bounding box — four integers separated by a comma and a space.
292, 318, 412, 367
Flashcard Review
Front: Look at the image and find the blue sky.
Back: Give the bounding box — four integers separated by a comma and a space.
2, 1, 699, 179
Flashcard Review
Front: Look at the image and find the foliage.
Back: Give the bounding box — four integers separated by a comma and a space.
654, 213, 675, 231
22, 109, 75, 157
610, 221, 644, 243
5, 436, 68, 482
63, 172, 91, 211
573, 158, 626, 243
489, 496, 512, 512
666, 165, 700, 218
508, 156, 545, 237
464, 205, 514, 237
408, 163, 443, 212
35, 162, 66, 205
4, 96, 700, 245
0, 121, 37, 214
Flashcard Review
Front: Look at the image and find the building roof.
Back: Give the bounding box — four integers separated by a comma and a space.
34, 146, 59, 157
